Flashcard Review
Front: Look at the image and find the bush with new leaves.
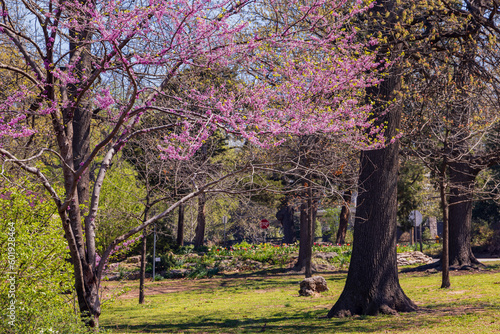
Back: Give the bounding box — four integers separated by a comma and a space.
0, 181, 90, 333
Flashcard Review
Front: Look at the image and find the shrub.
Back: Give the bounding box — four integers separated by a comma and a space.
0, 183, 90, 333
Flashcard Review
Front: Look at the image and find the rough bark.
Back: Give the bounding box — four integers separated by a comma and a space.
439, 158, 451, 288
328, 139, 417, 316
328, 0, 416, 317
336, 189, 352, 245
448, 162, 480, 267
276, 204, 295, 244
177, 202, 185, 247
194, 193, 206, 248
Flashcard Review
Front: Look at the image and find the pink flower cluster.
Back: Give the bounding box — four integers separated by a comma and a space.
96, 235, 143, 268
0, 0, 385, 159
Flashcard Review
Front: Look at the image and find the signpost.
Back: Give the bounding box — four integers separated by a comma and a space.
409, 210, 423, 251
152, 223, 157, 281
260, 219, 270, 229
260, 219, 269, 243
409, 210, 423, 227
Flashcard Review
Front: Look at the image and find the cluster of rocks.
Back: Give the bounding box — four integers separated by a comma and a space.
314, 252, 338, 260
397, 251, 434, 266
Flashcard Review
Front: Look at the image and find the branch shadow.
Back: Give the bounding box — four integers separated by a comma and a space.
103, 308, 448, 333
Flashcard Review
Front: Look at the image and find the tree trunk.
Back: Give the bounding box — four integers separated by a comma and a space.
78, 272, 100, 327
295, 189, 317, 273
439, 158, 451, 288
177, 202, 185, 247
448, 162, 480, 267
305, 187, 314, 278
139, 226, 148, 304
276, 204, 295, 244
295, 202, 308, 270
328, 0, 416, 316
194, 193, 206, 248
328, 141, 417, 316
67, 10, 100, 326
336, 189, 352, 245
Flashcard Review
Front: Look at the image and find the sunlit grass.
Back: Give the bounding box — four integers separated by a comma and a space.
101, 262, 500, 333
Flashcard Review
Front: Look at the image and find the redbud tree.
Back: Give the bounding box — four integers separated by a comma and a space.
0, 0, 381, 326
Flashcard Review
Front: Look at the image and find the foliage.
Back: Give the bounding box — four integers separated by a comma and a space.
397, 159, 425, 231
0, 182, 90, 333
323, 207, 341, 241
95, 161, 145, 256
146, 252, 176, 274
485, 231, 500, 255
207, 242, 354, 267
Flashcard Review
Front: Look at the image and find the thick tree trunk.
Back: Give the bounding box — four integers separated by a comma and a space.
194, 193, 206, 248
177, 202, 185, 247
276, 204, 295, 244
328, 142, 416, 316
328, 0, 416, 316
336, 189, 352, 245
448, 162, 480, 267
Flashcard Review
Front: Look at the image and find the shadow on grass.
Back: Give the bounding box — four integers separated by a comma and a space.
103, 308, 445, 333
222, 267, 349, 279
199, 269, 348, 292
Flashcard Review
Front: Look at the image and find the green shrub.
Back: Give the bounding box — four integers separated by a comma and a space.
0, 183, 90, 333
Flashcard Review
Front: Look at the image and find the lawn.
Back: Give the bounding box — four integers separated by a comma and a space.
100, 262, 500, 333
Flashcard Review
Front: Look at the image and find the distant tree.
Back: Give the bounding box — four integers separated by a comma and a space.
399, 1, 500, 280
397, 159, 425, 233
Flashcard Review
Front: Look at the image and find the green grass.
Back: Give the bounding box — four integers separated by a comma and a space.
100, 262, 500, 333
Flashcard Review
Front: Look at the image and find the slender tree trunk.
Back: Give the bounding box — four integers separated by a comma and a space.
305, 186, 314, 278
336, 189, 352, 245
439, 158, 451, 288
295, 187, 316, 274
139, 206, 150, 304
328, 0, 416, 317
295, 202, 308, 271
139, 227, 147, 304
194, 193, 206, 248
177, 202, 185, 246
276, 204, 295, 244
448, 162, 480, 267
